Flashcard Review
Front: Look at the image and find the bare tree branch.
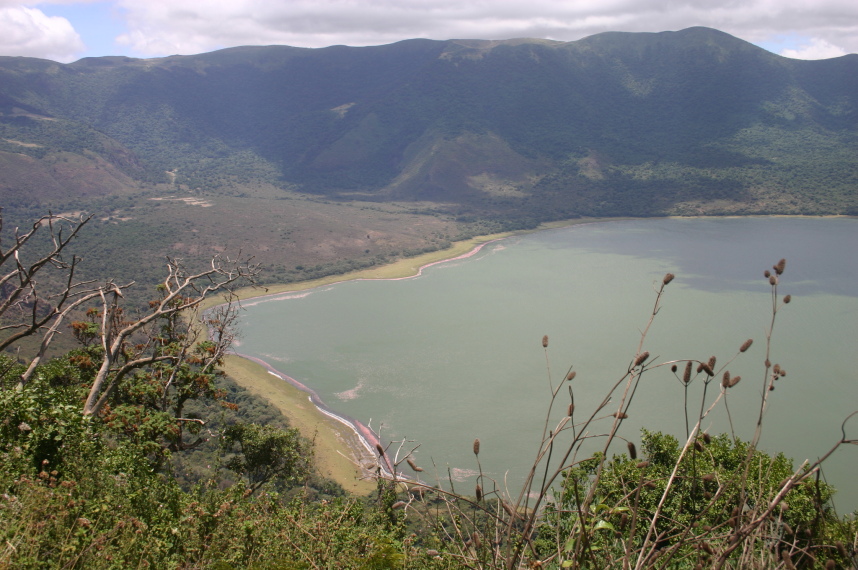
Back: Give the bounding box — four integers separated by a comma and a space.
83, 256, 258, 416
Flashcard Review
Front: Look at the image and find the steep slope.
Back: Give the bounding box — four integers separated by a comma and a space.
0, 27, 856, 297
2, 27, 856, 217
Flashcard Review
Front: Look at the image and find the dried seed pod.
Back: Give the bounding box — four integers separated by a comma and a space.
671, 364, 678, 373
825, 560, 836, 570
765, 359, 771, 368
502, 502, 514, 516
634, 351, 649, 367
392, 501, 406, 510
779, 369, 787, 377
704, 491, 713, 499
663, 273, 675, 285
769, 275, 778, 286
407, 457, 424, 473
783, 522, 794, 536
740, 339, 753, 352
728, 375, 741, 388
722, 371, 731, 388
708, 356, 717, 369
567, 402, 574, 416
694, 440, 704, 452
427, 549, 439, 557
473, 438, 480, 456
781, 550, 796, 570
471, 532, 481, 549
836, 541, 848, 559
683, 361, 693, 384
702, 473, 716, 482
783, 294, 791, 304
627, 441, 637, 460
375, 443, 385, 457
700, 362, 714, 377
566, 370, 576, 381
701, 542, 714, 555
775, 258, 786, 275
644, 481, 656, 489
636, 461, 650, 469
475, 484, 483, 501
703, 432, 711, 444
542, 335, 549, 348
773, 364, 781, 375
613, 411, 628, 419
620, 513, 629, 529
764, 269, 771, 278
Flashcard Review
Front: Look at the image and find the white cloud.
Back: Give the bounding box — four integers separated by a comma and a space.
107, 0, 858, 59
781, 38, 848, 60
0, 5, 83, 61
3, 0, 858, 60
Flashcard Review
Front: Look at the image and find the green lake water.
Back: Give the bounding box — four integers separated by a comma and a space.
236, 217, 858, 509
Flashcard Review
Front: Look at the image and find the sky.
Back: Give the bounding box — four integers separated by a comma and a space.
0, 0, 856, 63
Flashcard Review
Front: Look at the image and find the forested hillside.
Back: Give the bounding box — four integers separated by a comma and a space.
1, 27, 856, 293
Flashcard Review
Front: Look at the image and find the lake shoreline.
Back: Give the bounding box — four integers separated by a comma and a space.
212, 214, 855, 494
209, 217, 618, 491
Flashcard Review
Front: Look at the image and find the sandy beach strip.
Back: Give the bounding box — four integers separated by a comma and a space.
234, 353, 394, 477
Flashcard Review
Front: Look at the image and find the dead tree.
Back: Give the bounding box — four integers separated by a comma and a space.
0, 210, 104, 384
82, 255, 258, 416
1, 209, 259, 417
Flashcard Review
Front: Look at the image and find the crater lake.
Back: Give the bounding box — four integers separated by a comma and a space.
235, 217, 858, 508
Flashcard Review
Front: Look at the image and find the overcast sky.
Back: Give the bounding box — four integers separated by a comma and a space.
1, 0, 856, 63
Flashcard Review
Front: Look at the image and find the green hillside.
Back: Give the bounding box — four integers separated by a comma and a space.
1, 27, 856, 289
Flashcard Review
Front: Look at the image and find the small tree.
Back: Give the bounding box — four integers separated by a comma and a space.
1, 209, 259, 448
222, 422, 312, 493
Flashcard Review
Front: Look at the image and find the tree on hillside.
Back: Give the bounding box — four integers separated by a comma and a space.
1, 209, 257, 402
1, 210, 95, 378
0, 209, 272, 456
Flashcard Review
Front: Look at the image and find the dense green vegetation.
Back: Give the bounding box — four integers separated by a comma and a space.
0, 361, 413, 568
3, 27, 857, 213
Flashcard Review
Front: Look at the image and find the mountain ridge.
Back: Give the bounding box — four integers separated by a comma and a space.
0, 27, 856, 289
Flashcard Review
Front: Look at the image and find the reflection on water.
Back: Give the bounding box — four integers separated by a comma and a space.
238, 217, 858, 509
